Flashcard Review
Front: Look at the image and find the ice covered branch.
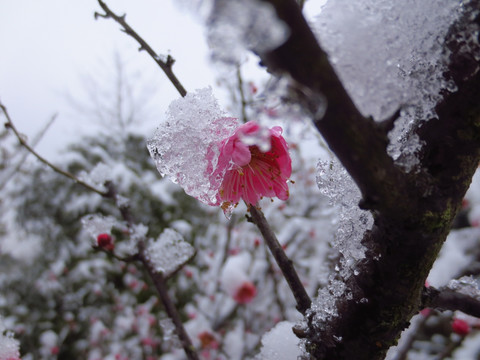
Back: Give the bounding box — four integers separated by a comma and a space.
95, 0, 187, 97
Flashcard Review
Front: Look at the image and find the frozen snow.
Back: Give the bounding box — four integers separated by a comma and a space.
313, 0, 465, 170
312, 159, 373, 330
316, 159, 372, 273
257, 321, 302, 360
147, 87, 239, 205
207, 0, 289, 65
313, 0, 462, 121
146, 228, 195, 276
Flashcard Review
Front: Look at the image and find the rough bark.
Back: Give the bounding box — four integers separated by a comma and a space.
258, 1, 480, 359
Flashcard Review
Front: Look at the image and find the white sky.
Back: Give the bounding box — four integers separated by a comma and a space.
0, 0, 218, 158
0, 0, 325, 159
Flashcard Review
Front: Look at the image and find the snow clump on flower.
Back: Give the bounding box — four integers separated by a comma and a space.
147, 88, 292, 213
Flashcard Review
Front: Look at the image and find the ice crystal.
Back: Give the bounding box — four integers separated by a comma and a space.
207, 0, 289, 64
316, 159, 372, 274
311, 159, 373, 331
146, 228, 195, 276
147, 87, 239, 205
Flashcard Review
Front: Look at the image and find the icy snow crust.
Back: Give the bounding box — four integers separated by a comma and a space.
147, 88, 239, 206
314, 159, 373, 325
314, 0, 463, 170
314, 0, 461, 121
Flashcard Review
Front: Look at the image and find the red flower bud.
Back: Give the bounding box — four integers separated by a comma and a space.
452, 318, 470, 336
97, 233, 114, 251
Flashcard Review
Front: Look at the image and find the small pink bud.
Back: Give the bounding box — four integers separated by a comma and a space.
452, 318, 470, 336
419, 308, 431, 317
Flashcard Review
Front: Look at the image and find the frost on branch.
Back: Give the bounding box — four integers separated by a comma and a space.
0, 317, 20, 360
147, 88, 238, 205
447, 276, 480, 301
316, 160, 372, 274
312, 160, 372, 328
207, 0, 289, 64
146, 228, 195, 276
313, 0, 467, 171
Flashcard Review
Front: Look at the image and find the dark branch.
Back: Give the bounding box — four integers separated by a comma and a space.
1, 103, 107, 196
96, 0, 187, 97
422, 286, 480, 319
138, 240, 199, 360
254, 1, 480, 359
258, 0, 408, 216
249, 206, 311, 314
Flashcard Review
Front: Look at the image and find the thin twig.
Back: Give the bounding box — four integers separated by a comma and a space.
138, 240, 199, 360
249, 206, 311, 314
0, 112, 56, 191
2, 102, 199, 359
103, 181, 200, 360
422, 286, 480, 318
95, 0, 187, 98
1, 103, 106, 196
236, 66, 248, 123
263, 244, 288, 319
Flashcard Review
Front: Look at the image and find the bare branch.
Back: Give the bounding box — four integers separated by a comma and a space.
96, 0, 187, 97
138, 240, 200, 360
1, 103, 106, 196
249, 205, 311, 314
422, 286, 480, 319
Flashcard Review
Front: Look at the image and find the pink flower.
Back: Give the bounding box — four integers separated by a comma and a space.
233, 281, 257, 304
213, 121, 291, 206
